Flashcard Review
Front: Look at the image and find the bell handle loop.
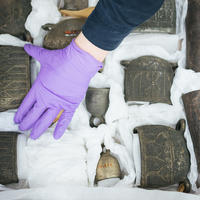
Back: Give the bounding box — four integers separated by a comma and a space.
176, 119, 186, 134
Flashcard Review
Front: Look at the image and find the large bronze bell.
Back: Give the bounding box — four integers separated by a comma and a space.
133, 119, 191, 192
134, 0, 176, 34
0, 0, 32, 40
121, 56, 176, 104
42, 18, 86, 49
95, 149, 121, 183
0, 46, 30, 112
0, 132, 19, 184
85, 88, 110, 127
186, 0, 200, 72
62, 0, 88, 10
182, 90, 200, 175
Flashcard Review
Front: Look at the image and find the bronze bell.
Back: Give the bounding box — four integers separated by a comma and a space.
95, 149, 121, 183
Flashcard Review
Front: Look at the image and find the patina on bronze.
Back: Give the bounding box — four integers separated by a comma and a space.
133, 119, 190, 192
85, 88, 109, 128
121, 56, 176, 104
62, 0, 88, 10
95, 149, 121, 183
182, 90, 200, 174
134, 0, 176, 34
42, 18, 86, 49
0, 132, 19, 184
0, 0, 32, 39
0, 46, 30, 112
186, 0, 200, 72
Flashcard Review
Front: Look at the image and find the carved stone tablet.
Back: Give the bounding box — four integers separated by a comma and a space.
0, 132, 19, 184
0, 0, 31, 39
182, 90, 200, 173
62, 0, 88, 10
43, 18, 86, 49
0, 46, 30, 112
121, 56, 176, 104
134, 0, 176, 34
186, 0, 200, 72
133, 119, 190, 190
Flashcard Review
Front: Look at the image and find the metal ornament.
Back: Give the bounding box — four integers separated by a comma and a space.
0, 132, 19, 184
95, 149, 121, 183
0, 46, 30, 112
182, 90, 200, 173
121, 56, 176, 104
85, 88, 109, 127
186, 0, 200, 72
133, 119, 190, 191
134, 0, 176, 34
0, 0, 32, 39
42, 18, 86, 49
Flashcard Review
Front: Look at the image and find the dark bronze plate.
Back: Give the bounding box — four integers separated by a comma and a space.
134, 0, 176, 34
0, 46, 30, 112
121, 56, 176, 105
43, 18, 86, 49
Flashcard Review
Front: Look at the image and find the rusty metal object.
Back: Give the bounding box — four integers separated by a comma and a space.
133, 119, 190, 189
0, 0, 31, 39
134, 0, 176, 34
62, 0, 88, 10
121, 56, 176, 104
42, 18, 86, 49
0, 46, 30, 112
182, 90, 200, 174
0, 132, 19, 184
95, 149, 121, 183
186, 0, 200, 72
85, 88, 109, 128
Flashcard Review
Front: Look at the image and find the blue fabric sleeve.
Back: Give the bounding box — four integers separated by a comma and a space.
82, 0, 165, 50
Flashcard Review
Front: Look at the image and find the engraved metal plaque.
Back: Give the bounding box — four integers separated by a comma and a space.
0, 132, 19, 184
134, 0, 176, 34
0, 0, 31, 39
43, 18, 86, 49
133, 119, 190, 190
0, 46, 30, 112
121, 56, 176, 105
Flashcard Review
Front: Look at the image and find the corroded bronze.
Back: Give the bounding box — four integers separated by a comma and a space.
182, 90, 200, 173
186, 0, 200, 72
95, 149, 121, 183
0, 46, 30, 112
85, 88, 109, 127
134, 0, 176, 34
0, 132, 19, 184
0, 0, 31, 39
121, 56, 176, 104
133, 119, 190, 190
42, 18, 86, 49
62, 0, 88, 10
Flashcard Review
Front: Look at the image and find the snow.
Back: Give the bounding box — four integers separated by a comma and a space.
1, 0, 200, 199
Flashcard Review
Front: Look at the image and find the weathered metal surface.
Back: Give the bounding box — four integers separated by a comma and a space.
186, 0, 200, 72
95, 149, 121, 183
85, 88, 109, 127
133, 119, 190, 189
121, 56, 176, 104
134, 0, 176, 34
182, 90, 200, 173
0, 0, 32, 39
43, 18, 86, 49
62, 0, 88, 10
0, 46, 30, 112
0, 132, 19, 184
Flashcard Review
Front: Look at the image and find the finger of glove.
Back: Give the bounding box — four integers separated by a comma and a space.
19, 104, 46, 131
53, 110, 75, 140
14, 88, 36, 124
30, 108, 60, 140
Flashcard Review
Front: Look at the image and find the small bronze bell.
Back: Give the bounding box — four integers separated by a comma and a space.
95, 149, 121, 184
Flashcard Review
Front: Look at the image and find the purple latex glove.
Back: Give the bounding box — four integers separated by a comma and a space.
14, 40, 102, 139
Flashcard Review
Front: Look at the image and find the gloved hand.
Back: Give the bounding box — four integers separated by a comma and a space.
14, 39, 102, 139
